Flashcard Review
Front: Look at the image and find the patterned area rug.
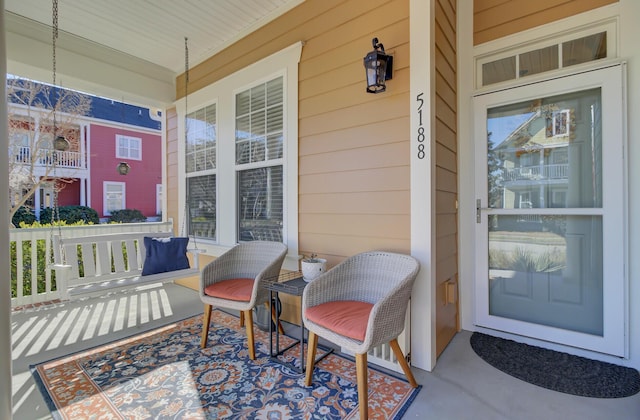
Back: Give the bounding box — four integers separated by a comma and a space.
32, 309, 420, 419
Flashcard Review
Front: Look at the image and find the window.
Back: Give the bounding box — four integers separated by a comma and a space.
178, 42, 302, 267
187, 175, 216, 239
104, 181, 125, 215
549, 110, 570, 137
185, 103, 217, 240
476, 22, 615, 89
8, 116, 34, 164
186, 104, 217, 173
236, 77, 284, 242
115, 135, 141, 160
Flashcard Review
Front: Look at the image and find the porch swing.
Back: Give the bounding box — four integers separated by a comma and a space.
50, 32, 200, 298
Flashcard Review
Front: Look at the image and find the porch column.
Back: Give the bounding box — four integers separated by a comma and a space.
34, 180, 41, 221
0, 1, 15, 417
410, 0, 437, 371
80, 177, 86, 206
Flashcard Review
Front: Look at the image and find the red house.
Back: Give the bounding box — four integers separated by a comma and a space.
8, 84, 163, 221
88, 123, 162, 220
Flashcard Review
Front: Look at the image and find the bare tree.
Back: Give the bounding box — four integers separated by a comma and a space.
7, 77, 92, 226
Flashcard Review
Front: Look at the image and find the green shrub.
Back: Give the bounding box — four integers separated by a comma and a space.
109, 208, 147, 223
11, 206, 36, 227
40, 205, 99, 224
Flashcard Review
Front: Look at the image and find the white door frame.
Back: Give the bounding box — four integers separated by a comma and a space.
472, 64, 627, 357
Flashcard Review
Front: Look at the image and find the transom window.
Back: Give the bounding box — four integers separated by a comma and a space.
476, 21, 616, 89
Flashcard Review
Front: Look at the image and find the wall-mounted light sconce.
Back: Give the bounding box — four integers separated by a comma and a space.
117, 162, 131, 175
363, 37, 393, 93
53, 135, 70, 151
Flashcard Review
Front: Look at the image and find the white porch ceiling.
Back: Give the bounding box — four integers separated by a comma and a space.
4, 0, 303, 106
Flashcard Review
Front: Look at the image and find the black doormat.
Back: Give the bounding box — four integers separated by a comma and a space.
470, 332, 640, 398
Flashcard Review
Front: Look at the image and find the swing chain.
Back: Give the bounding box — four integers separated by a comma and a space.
50, 0, 65, 261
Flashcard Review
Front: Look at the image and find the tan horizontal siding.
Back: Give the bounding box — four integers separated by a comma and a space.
168, 0, 412, 267
436, 142, 456, 173
300, 142, 410, 175
300, 166, 409, 194
299, 191, 410, 215
165, 107, 179, 235
436, 214, 457, 238
299, 89, 409, 138
435, 0, 459, 354
299, 117, 409, 155
474, 0, 618, 45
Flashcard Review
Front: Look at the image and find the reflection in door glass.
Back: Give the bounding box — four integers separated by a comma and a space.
486, 88, 602, 209
488, 215, 603, 336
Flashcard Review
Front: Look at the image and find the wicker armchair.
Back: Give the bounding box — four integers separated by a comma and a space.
302, 251, 420, 420
200, 241, 287, 360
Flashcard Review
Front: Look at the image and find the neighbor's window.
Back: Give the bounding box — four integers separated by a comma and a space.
104, 181, 125, 216
115, 135, 141, 160
185, 103, 217, 240
236, 77, 284, 242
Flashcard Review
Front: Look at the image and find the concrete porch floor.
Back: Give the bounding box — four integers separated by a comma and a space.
11, 283, 639, 419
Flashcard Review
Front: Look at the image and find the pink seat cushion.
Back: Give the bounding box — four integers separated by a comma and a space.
204, 278, 254, 301
305, 300, 373, 341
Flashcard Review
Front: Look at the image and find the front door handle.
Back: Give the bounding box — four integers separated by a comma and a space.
476, 199, 491, 223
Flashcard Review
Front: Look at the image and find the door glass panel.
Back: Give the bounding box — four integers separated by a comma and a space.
488, 215, 603, 335
487, 88, 602, 209
485, 87, 604, 337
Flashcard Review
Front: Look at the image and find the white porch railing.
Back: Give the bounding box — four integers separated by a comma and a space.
503, 163, 569, 181
13, 146, 85, 169
10, 221, 174, 308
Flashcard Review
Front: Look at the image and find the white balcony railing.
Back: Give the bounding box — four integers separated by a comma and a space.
12, 146, 84, 169
503, 163, 569, 181
10, 221, 174, 308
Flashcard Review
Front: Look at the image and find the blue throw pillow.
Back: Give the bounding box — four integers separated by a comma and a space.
142, 236, 190, 276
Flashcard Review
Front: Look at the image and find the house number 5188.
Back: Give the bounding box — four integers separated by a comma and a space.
416, 93, 425, 159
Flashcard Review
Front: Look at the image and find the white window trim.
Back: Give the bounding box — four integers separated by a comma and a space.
156, 184, 162, 216
175, 41, 302, 270
115, 134, 142, 160
103, 181, 126, 216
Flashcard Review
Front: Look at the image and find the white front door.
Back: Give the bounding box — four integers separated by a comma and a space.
473, 64, 626, 357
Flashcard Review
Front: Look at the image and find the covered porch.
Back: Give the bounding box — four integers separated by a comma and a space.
3, 0, 640, 418
11, 283, 639, 419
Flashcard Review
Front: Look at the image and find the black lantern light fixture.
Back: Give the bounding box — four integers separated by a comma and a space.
53, 135, 70, 152
117, 162, 130, 175
363, 37, 393, 93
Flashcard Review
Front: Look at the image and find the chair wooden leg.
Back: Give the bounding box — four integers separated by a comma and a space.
240, 311, 245, 327
267, 302, 285, 334
304, 331, 318, 386
244, 309, 256, 360
201, 304, 212, 348
390, 338, 418, 388
356, 352, 368, 420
